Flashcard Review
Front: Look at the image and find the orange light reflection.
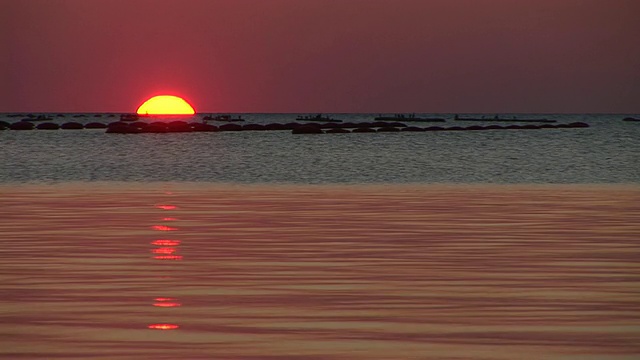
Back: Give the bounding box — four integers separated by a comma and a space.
151, 240, 181, 246
162, 217, 178, 221
152, 225, 179, 231
148, 324, 179, 330
154, 255, 183, 260
155, 297, 176, 301
152, 247, 177, 254
155, 205, 177, 210
153, 302, 182, 307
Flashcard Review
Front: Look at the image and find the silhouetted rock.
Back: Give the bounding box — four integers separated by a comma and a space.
106, 123, 142, 134
283, 122, 302, 130
372, 121, 391, 127
320, 122, 342, 129
326, 128, 351, 133
36, 122, 60, 130
485, 125, 504, 130
292, 125, 323, 134
131, 121, 149, 128
191, 123, 218, 132
567, 122, 589, 128
60, 122, 84, 129
166, 121, 192, 132
0, 121, 11, 127
219, 123, 243, 131
352, 127, 376, 133
622, 117, 640, 122
388, 122, 407, 127
107, 121, 129, 128
242, 124, 266, 131
143, 124, 168, 133
10, 121, 35, 130
84, 122, 108, 129
444, 126, 465, 131
377, 126, 400, 132
265, 123, 287, 130
424, 126, 445, 131
401, 126, 426, 132
465, 125, 486, 131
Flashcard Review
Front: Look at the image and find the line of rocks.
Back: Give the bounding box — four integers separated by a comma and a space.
0, 120, 590, 133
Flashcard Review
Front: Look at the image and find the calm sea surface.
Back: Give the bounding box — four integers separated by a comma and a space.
1, 113, 639, 359
1, 113, 638, 184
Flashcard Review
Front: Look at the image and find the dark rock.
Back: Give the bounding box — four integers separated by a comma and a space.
465, 125, 486, 131
167, 121, 192, 132
242, 124, 266, 131
326, 128, 351, 133
388, 122, 407, 127
352, 127, 376, 133
60, 122, 84, 129
36, 122, 60, 130
84, 122, 108, 129
191, 123, 218, 132
292, 125, 324, 134
10, 121, 35, 130
219, 123, 243, 131
265, 123, 287, 130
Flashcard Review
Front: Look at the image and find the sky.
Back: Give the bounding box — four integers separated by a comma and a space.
2, 0, 639, 113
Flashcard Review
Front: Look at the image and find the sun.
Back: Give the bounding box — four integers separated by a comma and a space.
137, 95, 196, 115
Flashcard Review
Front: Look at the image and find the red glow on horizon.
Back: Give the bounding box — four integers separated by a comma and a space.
152, 225, 179, 231
151, 240, 181, 246
148, 324, 179, 330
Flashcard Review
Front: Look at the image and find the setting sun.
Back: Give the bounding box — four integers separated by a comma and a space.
137, 95, 195, 115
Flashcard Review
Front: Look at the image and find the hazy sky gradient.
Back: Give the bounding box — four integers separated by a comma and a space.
2, 0, 639, 113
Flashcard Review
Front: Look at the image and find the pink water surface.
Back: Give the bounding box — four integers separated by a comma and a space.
1, 183, 639, 359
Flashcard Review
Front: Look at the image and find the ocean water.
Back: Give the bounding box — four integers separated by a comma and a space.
1, 113, 638, 184
1, 113, 639, 359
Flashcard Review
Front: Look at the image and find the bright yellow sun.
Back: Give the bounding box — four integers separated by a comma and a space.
137, 95, 196, 115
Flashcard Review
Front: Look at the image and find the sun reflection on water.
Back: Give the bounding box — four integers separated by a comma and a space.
148, 324, 179, 330
152, 247, 178, 254
152, 225, 178, 231
155, 204, 177, 210
149, 200, 183, 330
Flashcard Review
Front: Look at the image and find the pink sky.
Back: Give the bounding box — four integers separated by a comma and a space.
2, 0, 639, 113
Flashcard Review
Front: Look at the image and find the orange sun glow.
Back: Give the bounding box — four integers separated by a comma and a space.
137, 95, 195, 115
